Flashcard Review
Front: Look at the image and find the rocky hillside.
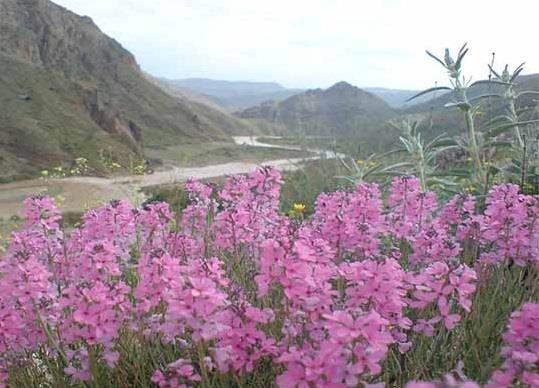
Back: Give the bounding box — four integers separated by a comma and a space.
237, 81, 397, 138
0, 0, 248, 181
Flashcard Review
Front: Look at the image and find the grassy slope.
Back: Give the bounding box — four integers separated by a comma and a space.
0, 48, 260, 181
0, 54, 135, 180
0, 55, 213, 179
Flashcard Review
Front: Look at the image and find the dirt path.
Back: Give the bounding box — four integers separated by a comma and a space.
0, 137, 336, 218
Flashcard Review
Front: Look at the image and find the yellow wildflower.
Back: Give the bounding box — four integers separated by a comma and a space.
55, 195, 66, 205
293, 203, 306, 213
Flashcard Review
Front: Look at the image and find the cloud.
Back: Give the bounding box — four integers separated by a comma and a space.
53, 0, 539, 89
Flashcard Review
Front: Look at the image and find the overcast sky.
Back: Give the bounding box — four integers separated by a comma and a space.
53, 0, 538, 90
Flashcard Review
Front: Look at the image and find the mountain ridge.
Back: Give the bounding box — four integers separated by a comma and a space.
236, 81, 397, 139
168, 77, 435, 109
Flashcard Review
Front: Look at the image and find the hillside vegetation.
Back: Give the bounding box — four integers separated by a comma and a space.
0, 0, 253, 181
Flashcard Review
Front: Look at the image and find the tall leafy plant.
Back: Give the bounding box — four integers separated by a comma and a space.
337, 121, 458, 192
481, 63, 539, 190
407, 44, 487, 190
484, 63, 539, 146
382, 120, 458, 191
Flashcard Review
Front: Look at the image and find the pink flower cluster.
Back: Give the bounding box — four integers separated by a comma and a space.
488, 303, 539, 387
479, 184, 539, 266
0, 169, 537, 387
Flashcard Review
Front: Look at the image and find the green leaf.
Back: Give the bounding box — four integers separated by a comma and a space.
469, 79, 511, 88
375, 148, 406, 160
510, 62, 526, 82
425, 50, 447, 68
430, 170, 471, 178
362, 164, 388, 179
516, 106, 536, 115
455, 44, 469, 70
379, 162, 414, 172
484, 140, 513, 148
405, 86, 452, 102
426, 134, 452, 149
488, 64, 502, 80
517, 91, 539, 99
444, 101, 470, 110
487, 122, 518, 137
429, 145, 460, 158
516, 119, 539, 126
338, 156, 354, 172
486, 114, 513, 127
372, 170, 409, 178
427, 177, 458, 187
468, 93, 503, 103
457, 43, 469, 58
432, 138, 457, 147
439, 186, 462, 195
487, 119, 539, 137
335, 175, 358, 184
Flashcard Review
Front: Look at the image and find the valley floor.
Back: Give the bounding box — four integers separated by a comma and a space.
0, 137, 326, 219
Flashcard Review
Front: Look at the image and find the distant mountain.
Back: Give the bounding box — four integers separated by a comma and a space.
144, 74, 255, 135
168, 77, 440, 110
164, 78, 305, 111
0, 0, 247, 181
147, 75, 228, 114
236, 81, 397, 138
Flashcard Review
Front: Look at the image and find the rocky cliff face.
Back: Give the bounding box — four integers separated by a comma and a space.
237, 81, 396, 137
0, 0, 138, 78
0, 0, 246, 181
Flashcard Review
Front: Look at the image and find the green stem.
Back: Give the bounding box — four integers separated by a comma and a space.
197, 342, 210, 388
88, 346, 100, 388
34, 304, 67, 365
455, 82, 486, 188
464, 109, 486, 189
508, 97, 524, 149
418, 159, 427, 192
